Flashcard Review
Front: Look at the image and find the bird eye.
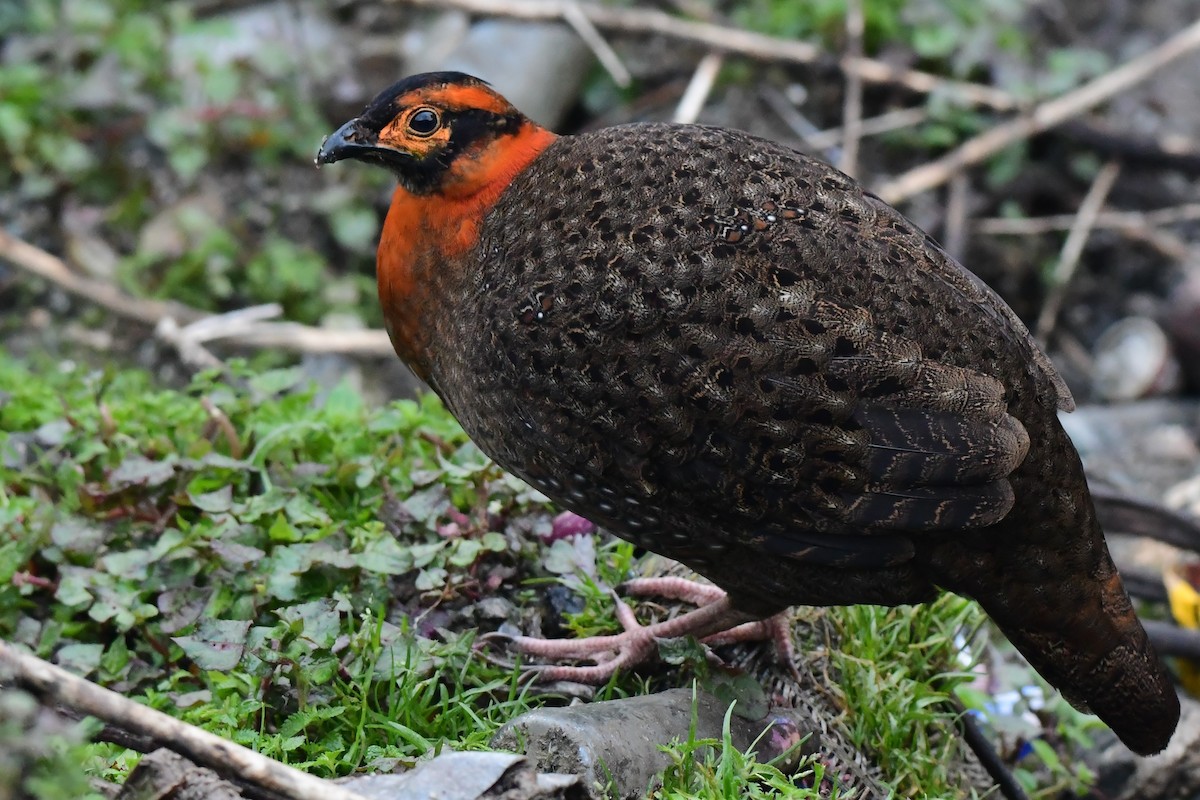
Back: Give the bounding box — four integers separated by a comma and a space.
407, 108, 440, 136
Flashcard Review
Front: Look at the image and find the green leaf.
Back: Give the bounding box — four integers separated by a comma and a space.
414, 567, 446, 592
407, 542, 443, 569
268, 513, 302, 543
110, 454, 177, 488
50, 518, 106, 557
0, 103, 32, 149
173, 618, 252, 671
55, 643, 104, 676
54, 568, 95, 608
448, 538, 482, 567
277, 600, 341, 649
354, 535, 413, 575
321, 380, 363, 418
1028, 738, 1063, 772
328, 206, 379, 253
188, 485, 233, 513
249, 367, 305, 398
480, 531, 507, 552
99, 636, 131, 680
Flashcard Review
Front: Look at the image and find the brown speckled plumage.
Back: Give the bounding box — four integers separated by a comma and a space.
319, 74, 1179, 755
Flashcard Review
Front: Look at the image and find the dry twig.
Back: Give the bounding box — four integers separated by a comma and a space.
975, 202, 1200, 235
759, 86, 840, 163
0, 229, 204, 327
1035, 160, 1122, 342
560, 0, 630, 88
0, 641, 370, 800
838, 0, 865, 178
673, 52, 723, 124
805, 107, 929, 152
874, 19, 1200, 204
942, 173, 971, 262
1122, 227, 1198, 265
0, 230, 394, 361
393, 0, 1020, 111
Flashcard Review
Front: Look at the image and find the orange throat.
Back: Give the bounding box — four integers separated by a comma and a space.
376, 123, 558, 383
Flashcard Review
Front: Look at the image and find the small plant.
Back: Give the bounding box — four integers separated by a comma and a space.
0, 354, 542, 779
655, 689, 827, 799
1, 0, 388, 326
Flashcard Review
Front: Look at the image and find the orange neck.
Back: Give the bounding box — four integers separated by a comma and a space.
377, 123, 558, 383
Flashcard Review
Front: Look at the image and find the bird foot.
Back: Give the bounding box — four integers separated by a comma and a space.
622, 576, 798, 672
491, 578, 795, 684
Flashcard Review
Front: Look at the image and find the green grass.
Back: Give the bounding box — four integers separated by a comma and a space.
0, 352, 1093, 798
0, 354, 545, 786
655, 692, 828, 799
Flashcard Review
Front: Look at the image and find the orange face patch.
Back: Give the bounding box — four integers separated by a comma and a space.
374, 84, 517, 160
377, 105, 452, 158
410, 83, 516, 117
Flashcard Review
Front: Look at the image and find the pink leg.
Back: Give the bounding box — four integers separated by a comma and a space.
497, 576, 798, 684
623, 577, 798, 675
621, 576, 726, 606
499, 593, 760, 683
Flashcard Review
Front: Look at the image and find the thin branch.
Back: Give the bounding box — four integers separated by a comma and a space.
0, 230, 395, 359
942, 173, 970, 262
759, 86, 841, 164
0, 641, 370, 800
0, 229, 204, 327
874, 18, 1200, 204
805, 106, 928, 152
561, 0, 631, 88
975, 202, 1200, 235
838, 0, 864, 178
215, 322, 394, 355
392, 0, 1020, 112
1122, 226, 1198, 265
1035, 160, 1122, 342
673, 52, 723, 124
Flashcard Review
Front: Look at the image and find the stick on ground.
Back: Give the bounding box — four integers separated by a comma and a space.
0, 641, 370, 800
874, 19, 1200, 204
393, 0, 1019, 112
0, 230, 394, 360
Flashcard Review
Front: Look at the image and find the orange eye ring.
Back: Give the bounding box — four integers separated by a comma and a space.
406, 107, 441, 137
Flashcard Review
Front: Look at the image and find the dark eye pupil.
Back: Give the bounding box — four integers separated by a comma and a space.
410, 110, 438, 134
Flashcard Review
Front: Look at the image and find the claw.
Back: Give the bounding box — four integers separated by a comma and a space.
484, 586, 772, 684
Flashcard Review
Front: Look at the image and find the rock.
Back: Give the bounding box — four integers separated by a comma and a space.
1060, 400, 1200, 499
117, 749, 240, 800
405, 18, 593, 129
490, 687, 870, 799
1087, 690, 1198, 800
1091, 316, 1181, 402
340, 751, 585, 800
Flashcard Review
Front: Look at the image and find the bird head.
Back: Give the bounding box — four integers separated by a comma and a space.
316, 72, 551, 199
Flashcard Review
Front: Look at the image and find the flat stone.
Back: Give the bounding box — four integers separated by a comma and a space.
490, 688, 825, 799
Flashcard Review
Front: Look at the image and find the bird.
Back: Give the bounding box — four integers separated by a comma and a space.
317, 71, 1179, 755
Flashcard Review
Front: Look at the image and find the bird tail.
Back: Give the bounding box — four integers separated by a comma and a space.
987, 562, 1179, 756
924, 409, 1180, 756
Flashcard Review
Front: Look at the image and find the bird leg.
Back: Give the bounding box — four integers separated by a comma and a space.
501, 577, 796, 684
623, 577, 800, 679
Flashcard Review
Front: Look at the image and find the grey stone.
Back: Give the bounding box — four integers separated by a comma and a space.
340, 751, 585, 800
490, 687, 826, 799
407, 19, 593, 129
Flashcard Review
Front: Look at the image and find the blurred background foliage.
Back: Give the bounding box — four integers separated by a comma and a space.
2, 0, 389, 329
0, 0, 1114, 339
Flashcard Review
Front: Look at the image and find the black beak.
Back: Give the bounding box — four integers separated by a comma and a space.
316, 118, 408, 167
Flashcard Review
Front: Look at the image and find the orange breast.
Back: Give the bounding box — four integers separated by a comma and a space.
376, 124, 558, 383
